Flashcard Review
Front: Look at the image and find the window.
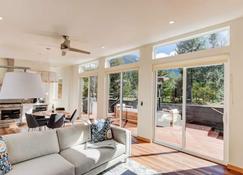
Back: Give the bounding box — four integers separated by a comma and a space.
50, 82, 58, 100
80, 76, 98, 118
106, 50, 140, 68
57, 79, 63, 99
153, 28, 230, 59
79, 61, 98, 73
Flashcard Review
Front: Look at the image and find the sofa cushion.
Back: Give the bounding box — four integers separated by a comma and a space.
57, 124, 91, 151
3, 130, 59, 164
60, 140, 125, 175
8, 154, 75, 175
0, 136, 12, 174
90, 118, 113, 143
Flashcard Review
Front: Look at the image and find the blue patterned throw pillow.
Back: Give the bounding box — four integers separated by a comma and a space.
0, 136, 11, 174
90, 118, 113, 143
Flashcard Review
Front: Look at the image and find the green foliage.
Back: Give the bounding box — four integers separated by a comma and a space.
158, 69, 183, 104
157, 65, 224, 105
109, 71, 138, 101
176, 38, 205, 54
108, 33, 225, 106
188, 65, 224, 105
122, 71, 138, 99
157, 32, 225, 105
81, 77, 89, 98
109, 58, 123, 67
90, 76, 97, 98
109, 73, 120, 99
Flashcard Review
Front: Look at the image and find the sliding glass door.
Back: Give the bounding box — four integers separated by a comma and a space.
80, 76, 98, 119
81, 77, 89, 118
89, 76, 98, 118
108, 73, 121, 123
154, 64, 225, 162
108, 70, 138, 136
185, 65, 224, 160
154, 68, 183, 148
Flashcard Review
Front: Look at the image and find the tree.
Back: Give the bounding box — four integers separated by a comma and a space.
209, 33, 218, 48
122, 71, 138, 99
176, 38, 205, 54
157, 69, 183, 104
109, 73, 120, 100
156, 35, 224, 106
174, 35, 224, 105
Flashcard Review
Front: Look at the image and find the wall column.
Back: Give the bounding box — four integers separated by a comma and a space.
97, 58, 107, 118
137, 45, 154, 140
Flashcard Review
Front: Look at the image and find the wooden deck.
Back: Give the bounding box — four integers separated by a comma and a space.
112, 115, 224, 161
154, 124, 224, 161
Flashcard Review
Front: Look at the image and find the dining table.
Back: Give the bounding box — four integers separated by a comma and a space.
32, 110, 71, 119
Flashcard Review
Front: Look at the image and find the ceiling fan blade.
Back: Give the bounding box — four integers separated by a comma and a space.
69, 47, 90, 55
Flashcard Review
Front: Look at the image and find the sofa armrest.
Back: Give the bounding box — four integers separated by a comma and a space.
111, 125, 131, 157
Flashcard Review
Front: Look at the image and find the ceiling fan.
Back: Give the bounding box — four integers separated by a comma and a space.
60, 35, 90, 56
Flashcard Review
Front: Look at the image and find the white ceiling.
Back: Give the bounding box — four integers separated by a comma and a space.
0, 0, 243, 66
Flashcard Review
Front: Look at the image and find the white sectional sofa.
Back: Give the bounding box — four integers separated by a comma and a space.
3, 124, 131, 175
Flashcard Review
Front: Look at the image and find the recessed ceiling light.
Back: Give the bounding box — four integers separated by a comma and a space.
169, 20, 175, 24
101, 46, 105, 49
0, 17, 3, 20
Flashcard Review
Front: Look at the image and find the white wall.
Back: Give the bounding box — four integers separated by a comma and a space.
228, 17, 243, 168
50, 66, 75, 111
14, 59, 53, 72
69, 65, 80, 112
0, 59, 7, 83
137, 45, 154, 139
66, 17, 243, 168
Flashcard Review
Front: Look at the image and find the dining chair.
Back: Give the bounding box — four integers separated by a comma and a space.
64, 109, 77, 125
25, 113, 47, 131
47, 114, 65, 129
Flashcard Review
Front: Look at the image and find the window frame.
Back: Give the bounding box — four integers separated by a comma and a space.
105, 50, 140, 68
153, 27, 230, 60
79, 75, 98, 118
79, 60, 99, 74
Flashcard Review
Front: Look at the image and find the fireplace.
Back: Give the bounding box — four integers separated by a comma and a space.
1, 109, 21, 120
0, 103, 22, 127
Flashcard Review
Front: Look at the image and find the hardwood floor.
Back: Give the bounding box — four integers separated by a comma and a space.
0, 122, 240, 175
131, 139, 240, 175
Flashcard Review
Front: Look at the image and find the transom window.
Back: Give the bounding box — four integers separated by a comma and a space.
106, 50, 140, 68
153, 28, 230, 59
79, 61, 98, 73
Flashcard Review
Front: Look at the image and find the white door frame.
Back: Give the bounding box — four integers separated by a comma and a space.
153, 62, 229, 165
79, 76, 98, 119
106, 69, 139, 128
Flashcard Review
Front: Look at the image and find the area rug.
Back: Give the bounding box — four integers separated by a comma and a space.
100, 159, 159, 175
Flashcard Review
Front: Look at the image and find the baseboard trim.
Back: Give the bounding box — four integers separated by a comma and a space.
136, 136, 151, 143
227, 164, 243, 173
